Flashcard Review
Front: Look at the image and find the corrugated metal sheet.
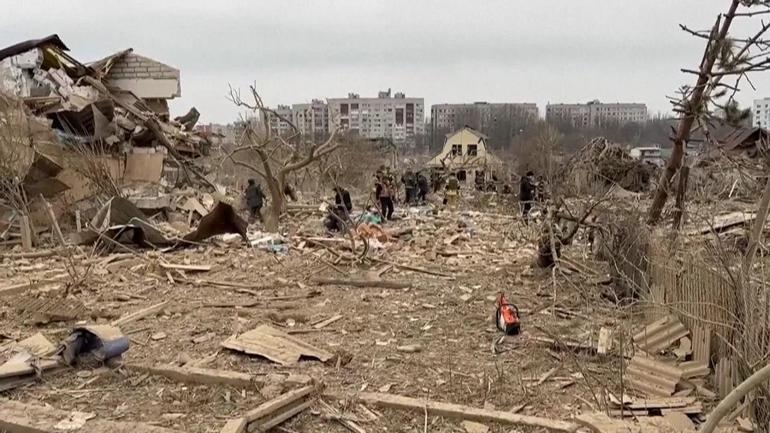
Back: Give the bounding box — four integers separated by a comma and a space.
633, 315, 689, 355
691, 325, 711, 364
626, 354, 683, 397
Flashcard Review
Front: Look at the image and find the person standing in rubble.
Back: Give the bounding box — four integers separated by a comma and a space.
245, 179, 264, 223
519, 171, 536, 223
326, 186, 353, 232
402, 170, 417, 204
444, 172, 460, 210
376, 176, 395, 221
416, 172, 429, 204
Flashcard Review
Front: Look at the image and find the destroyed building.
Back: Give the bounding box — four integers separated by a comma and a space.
0, 34, 214, 244
425, 126, 503, 183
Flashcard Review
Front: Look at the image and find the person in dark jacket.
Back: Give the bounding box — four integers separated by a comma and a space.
326, 186, 353, 232
245, 179, 264, 222
416, 172, 429, 204
519, 171, 536, 223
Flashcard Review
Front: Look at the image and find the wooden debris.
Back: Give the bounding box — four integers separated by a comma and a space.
313, 314, 343, 329
535, 366, 560, 386
125, 363, 313, 388
0, 273, 69, 299
370, 258, 455, 279
159, 262, 212, 272
328, 391, 579, 432
626, 354, 683, 397
219, 418, 248, 433
396, 344, 423, 353
222, 324, 333, 366
111, 301, 169, 326
319, 400, 367, 433
312, 278, 411, 290
531, 336, 596, 354
597, 327, 612, 355
244, 385, 317, 431
0, 398, 183, 433
633, 315, 689, 355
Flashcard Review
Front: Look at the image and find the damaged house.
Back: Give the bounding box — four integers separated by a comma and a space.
0, 34, 214, 244
90, 49, 181, 117
425, 126, 503, 183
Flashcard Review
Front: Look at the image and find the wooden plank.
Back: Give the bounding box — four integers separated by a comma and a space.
219, 417, 247, 433
597, 327, 612, 355
159, 262, 212, 272
244, 385, 315, 423
330, 391, 579, 432
0, 398, 183, 433
111, 301, 168, 326
313, 314, 343, 329
123, 363, 311, 388
312, 278, 411, 290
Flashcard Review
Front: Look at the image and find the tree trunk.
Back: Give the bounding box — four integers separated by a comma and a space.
647, 0, 740, 225
672, 165, 690, 230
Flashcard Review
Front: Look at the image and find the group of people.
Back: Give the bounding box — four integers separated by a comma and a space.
243, 168, 542, 230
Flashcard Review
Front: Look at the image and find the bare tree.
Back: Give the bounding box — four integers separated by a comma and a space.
226, 84, 341, 231
649, 0, 770, 224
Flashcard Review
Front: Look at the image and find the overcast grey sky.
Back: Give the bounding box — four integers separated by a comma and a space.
1, 1, 766, 123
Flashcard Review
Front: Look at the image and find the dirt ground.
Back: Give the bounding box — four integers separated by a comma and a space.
0, 194, 643, 433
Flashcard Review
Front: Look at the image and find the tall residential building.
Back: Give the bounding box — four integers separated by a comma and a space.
327, 89, 425, 147
268, 105, 294, 136
753, 97, 770, 128
430, 102, 538, 146
292, 99, 330, 140
431, 102, 539, 131
546, 100, 648, 128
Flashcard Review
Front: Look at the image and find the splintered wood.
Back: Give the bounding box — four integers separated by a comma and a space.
220, 385, 318, 433
329, 391, 579, 432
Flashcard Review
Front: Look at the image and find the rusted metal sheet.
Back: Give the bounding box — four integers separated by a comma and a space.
633, 315, 689, 354
626, 354, 683, 397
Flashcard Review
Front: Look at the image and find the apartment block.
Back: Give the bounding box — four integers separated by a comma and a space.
753, 97, 770, 128
327, 89, 425, 147
292, 99, 329, 139
546, 100, 647, 128
431, 102, 539, 132
268, 105, 295, 136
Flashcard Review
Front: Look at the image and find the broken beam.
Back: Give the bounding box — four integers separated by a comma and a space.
111, 301, 169, 326
123, 363, 311, 388
312, 278, 410, 290
328, 392, 578, 432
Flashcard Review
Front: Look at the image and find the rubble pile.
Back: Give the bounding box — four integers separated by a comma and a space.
0, 35, 222, 247
566, 137, 657, 193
